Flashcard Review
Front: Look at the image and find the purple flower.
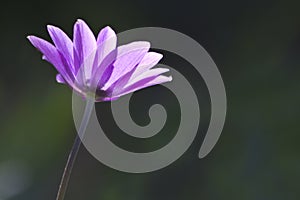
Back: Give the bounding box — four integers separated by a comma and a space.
27, 19, 172, 101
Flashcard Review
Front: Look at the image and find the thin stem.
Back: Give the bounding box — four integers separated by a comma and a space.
56, 98, 94, 200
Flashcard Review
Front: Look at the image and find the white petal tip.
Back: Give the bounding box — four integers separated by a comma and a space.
76, 19, 86, 24
103, 25, 114, 31
26, 35, 34, 41
56, 74, 66, 84
46, 25, 56, 31
162, 75, 173, 82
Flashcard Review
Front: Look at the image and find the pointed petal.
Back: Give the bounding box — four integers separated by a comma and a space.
108, 68, 168, 96
92, 26, 117, 74
109, 68, 170, 97
73, 19, 97, 80
97, 26, 117, 48
115, 75, 172, 98
130, 52, 163, 81
27, 35, 72, 83
90, 48, 117, 89
105, 68, 135, 96
126, 68, 169, 87
47, 25, 74, 72
56, 74, 66, 84
101, 41, 150, 90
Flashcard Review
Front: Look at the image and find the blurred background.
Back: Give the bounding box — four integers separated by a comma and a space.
0, 0, 300, 199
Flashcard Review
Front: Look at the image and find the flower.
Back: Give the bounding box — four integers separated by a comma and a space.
27, 19, 172, 102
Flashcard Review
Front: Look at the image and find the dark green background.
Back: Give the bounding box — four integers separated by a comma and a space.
0, 0, 300, 199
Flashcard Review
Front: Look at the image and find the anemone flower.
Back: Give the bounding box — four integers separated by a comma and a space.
27, 19, 171, 200
27, 19, 171, 101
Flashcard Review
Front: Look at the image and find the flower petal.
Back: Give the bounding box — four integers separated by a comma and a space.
115, 75, 172, 98
90, 48, 117, 89
108, 68, 168, 96
27, 35, 72, 83
126, 68, 170, 88
73, 19, 97, 80
96, 26, 117, 51
130, 52, 163, 81
56, 74, 66, 84
92, 26, 117, 75
47, 25, 74, 73
104, 68, 135, 96
101, 41, 150, 90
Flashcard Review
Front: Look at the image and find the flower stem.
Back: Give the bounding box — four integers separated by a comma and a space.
56, 98, 94, 200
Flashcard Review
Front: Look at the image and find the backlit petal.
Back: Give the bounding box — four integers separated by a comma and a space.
27, 35, 72, 84
47, 25, 74, 73
130, 52, 163, 81
73, 19, 97, 80
101, 41, 150, 90
92, 26, 117, 75
115, 75, 172, 98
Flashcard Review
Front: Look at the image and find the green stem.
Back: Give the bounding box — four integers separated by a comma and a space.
56, 98, 94, 200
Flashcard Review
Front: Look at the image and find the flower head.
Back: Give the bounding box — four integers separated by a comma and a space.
27, 19, 172, 101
